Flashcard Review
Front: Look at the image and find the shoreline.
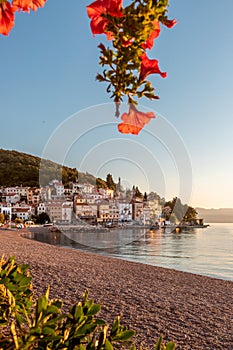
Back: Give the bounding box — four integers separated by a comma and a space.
23, 228, 231, 283
0, 229, 232, 349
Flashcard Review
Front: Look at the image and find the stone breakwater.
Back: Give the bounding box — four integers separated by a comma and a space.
0, 230, 232, 349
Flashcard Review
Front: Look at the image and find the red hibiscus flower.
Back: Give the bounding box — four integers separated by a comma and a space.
118, 105, 155, 135
12, 0, 46, 12
139, 53, 167, 81
162, 18, 177, 28
144, 20, 160, 50
0, 1, 14, 36
86, 0, 123, 38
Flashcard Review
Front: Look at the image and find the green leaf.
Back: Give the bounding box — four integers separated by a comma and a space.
37, 297, 43, 315
111, 316, 120, 334
112, 330, 135, 341
52, 300, 63, 309
42, 326, 57, 336
74, 305, 83, 320
75, 322, 97, 338
30, 326, 42, 335
154, 335, 163, 350
87, 304, 101, 316
166, 342, 176, 350
105, 339, 113, 350
95, 318, 106, 326
45, 304, 60, 315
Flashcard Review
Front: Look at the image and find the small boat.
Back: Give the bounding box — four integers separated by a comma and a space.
149, 224, 160, 232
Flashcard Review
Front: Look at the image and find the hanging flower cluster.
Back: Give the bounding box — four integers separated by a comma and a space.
0, 0, 176, 135
0, 0, 46, 35
87, 0, 176, 134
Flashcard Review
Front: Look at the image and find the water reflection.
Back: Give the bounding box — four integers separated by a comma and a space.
23, 223, 233, 281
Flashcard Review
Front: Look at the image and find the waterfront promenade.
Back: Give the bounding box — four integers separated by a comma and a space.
0, 229, 232, 349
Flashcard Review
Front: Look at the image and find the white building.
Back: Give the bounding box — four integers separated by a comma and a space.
0, 202, 11, 216
4, 187, 18, 195
5, 193, 21, 204
62, 201, 73, 223
12, 207, 32, 221
72, 183, 80, 193
37, 202, 47, 215
54, 182, 65, 197
148, 200, 162, 220
98, 188, 114, 199
79, 183, 95, 194
118, 202, 133, 222
27, 188, 41, 205
109, 203, 119, 222
47, 199, 73, 223
4, 186, 28, 196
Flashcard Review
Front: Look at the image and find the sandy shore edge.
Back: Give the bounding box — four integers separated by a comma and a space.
0, 229, 232, 349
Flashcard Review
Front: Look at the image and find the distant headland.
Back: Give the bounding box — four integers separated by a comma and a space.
196, 208, 233, 223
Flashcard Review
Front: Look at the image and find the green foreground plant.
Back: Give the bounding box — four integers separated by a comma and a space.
0, 256, 176, 350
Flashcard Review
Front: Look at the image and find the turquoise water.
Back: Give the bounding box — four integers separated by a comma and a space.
27, 223, 233, 281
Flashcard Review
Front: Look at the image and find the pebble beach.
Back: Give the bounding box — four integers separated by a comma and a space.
0, 229, 232, 349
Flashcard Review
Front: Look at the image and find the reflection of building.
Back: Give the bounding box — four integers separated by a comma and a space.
142, 204, 151, 225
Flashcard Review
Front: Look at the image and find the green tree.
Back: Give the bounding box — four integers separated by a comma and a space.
163, 197, 197, 222
0, 213, 5, 224
183, 206, 197, 222
96, 177, 107, 190
36, 213, 51, 225
164, 197, 186, 222
106, 174, 116, 191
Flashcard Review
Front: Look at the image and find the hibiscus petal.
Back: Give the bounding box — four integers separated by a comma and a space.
0, 2, 15, 36
87, 0, 123, 36
139, 53, 167, 81
86, 1, 105, 19
29, 0, 47, 11
13, 0, 46, 12
118, 105, 155, 135
12, 0, 31, 12
90, 15, 108, 35
162, 18, 177, 28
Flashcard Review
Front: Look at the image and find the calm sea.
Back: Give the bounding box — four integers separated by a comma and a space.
27, 223, 233, 282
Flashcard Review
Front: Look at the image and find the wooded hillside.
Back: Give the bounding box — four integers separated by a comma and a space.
0, 149, 96, 187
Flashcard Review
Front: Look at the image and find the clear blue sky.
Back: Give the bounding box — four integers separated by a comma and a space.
1, 0, 233, 209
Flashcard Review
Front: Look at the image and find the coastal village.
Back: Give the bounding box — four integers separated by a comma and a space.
0, 177, 165, 227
